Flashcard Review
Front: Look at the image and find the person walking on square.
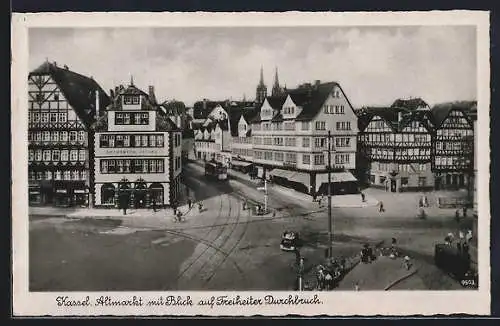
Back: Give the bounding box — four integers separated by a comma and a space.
463, 206, 468, 218
152, 198, 157, 212
187, 197, 192, 210
172, 201, 178, 216
378, 200, 385, 213
361, 192, 366, 203
455, 209, 460, 223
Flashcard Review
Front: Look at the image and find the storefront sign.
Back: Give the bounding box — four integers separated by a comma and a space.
283, 162, 297, 169
56, 189, 67, 194
29, 191, 40, 194
74, 190, 86, 193
98, 148, 165, 156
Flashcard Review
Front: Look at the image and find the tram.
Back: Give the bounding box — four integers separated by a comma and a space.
204, 161, 228, 181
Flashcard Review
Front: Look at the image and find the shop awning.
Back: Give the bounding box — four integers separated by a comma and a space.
270, 168, 295, 179
288, 171, 311, 189
231, 160, 253, 167
315, 172, 358, 191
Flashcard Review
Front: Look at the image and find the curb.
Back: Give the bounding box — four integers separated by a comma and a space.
384, 267, 419, 291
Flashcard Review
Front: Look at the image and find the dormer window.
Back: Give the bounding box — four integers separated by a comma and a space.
124, 95, 140, 105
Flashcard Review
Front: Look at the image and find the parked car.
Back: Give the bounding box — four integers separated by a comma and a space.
280, 231, 301, 251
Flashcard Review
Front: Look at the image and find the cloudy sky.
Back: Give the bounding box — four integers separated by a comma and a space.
29, 26, 476, 107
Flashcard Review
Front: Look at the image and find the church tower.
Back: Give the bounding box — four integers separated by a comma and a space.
255, 66, 267, 104
271, 66, 283, 96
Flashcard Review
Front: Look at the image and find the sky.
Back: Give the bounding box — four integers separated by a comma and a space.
29, 26, 477, 108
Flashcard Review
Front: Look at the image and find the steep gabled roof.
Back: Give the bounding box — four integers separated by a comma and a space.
391, 98, 429, 111
122, 85, 148, 96
357, 106, 400, 132
431, 101, 477, 127
29, 61, 111, 128
192, 100, 226, 119
293, 82, 345, 121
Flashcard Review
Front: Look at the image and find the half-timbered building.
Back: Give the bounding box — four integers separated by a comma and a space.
431, 101, 475, 191
357, 99, 435, 192
28, 61, 110, 206
93, 79, 182, 208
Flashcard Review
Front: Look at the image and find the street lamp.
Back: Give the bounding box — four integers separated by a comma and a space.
257, 177, 268, 213
324, 130, 334, 259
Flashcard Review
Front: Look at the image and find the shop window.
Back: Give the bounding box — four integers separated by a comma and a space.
401, 177, 409, 186
101, 184, 115, 204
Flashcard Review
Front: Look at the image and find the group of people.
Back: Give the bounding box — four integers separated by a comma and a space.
315, 258, 346, 291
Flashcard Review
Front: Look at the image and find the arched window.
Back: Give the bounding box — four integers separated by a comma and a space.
101, 183, 115, 204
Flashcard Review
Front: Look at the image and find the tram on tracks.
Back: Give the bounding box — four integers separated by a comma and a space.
204, 161, 228, 181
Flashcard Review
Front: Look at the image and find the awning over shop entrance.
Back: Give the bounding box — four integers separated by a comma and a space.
231, 160, 253, 168
270, 168, 295, 179
315, 172, 358, 192
287, 171, 311, 189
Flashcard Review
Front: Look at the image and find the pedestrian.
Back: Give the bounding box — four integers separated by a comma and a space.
198, 201, 203, 213
455, 209, 460, 223
419, 197, 423, 208
152, 198, 156, 212
177, 210, 183, 222
361, 192, 366, 203
459, 230, 465, 242
324, 272, 333, 290
187, 198, 192, 209
403, 256, 411, 270
378, 201, 385, 213
172, 202, 177, 216
354, 282, 360, 291
424, 195, 429, 207
463, 206, 468, 218
466, 229, 473, 243
313, 192, 317, 202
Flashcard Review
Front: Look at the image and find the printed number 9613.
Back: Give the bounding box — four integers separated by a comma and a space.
460, 279, 477, 288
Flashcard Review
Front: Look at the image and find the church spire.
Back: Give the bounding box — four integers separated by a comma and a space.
259, 65, 265, 86
255, 65, 267, 104
272, 66, 282, 96
273, 66, 279, 87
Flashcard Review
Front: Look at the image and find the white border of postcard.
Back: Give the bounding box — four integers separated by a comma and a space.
11, 11, 491, 316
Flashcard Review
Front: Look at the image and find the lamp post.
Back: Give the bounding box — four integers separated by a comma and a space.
326, 130, 334, 259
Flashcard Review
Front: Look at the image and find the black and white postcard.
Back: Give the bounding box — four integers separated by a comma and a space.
11, 11, 491, 316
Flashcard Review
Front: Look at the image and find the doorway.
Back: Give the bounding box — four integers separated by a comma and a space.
390, 179, 397, 192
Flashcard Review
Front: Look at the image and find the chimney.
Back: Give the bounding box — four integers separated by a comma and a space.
148, 85, 156, 103
315, 80, 320, 89
114, 86, 119, 95
110, 89, 114, 100
203, 98, 207, 110
53, 61, 57, 67
398, 111, 403, 122
95, 90, 100, 118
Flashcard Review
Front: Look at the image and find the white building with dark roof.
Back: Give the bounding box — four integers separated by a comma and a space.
250, 81, 359, 196
93, 79, 182, 208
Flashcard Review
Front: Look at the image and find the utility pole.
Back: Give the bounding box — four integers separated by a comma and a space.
264, 178, 268, 213
327, 130, 333, 259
